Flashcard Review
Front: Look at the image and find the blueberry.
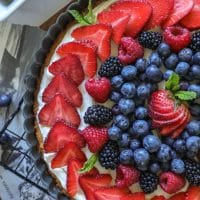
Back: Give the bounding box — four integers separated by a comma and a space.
112, 104, 121, 115
190, 65, 200, 79
135, 58, 147, 72
188, 84, 200, 97
110, 91, 122, 102
164, 137, 174, 147
137, 84, 151, 99
111, 75, 124, 90
121, 82, 136, 99
161, 162, 170, 171
163, 70, 174, 80
143, 135, 161, 153
171, 159, 185, 174
173, 139, 186, 154
132, 120, 149, 137
133, 148, 150, 166
145, 64, 163, 82
114, 115, 130, 130
157, 144, 172, 162
178, 48, 193, 63
186, 136, 200, 153
181, 131, 190, 140
147, 83, 158, 93
186, 120, 200, 136
150, 162, 160, 174
137, 163, 148, 171
193, 52, 200, 64
175, 62, 190, 76
157, 42, 171, 58
149, 52, 162, 66
118, 98, 135, 115
171, 150, 178, 159
120, 149, 134, 165
179, 81, 189, 90
190, 104, 200, 117
135, 107, 148, 119
0, 94, 11, 107
130, 139, 141, 151
108, 126, 122, 141
139, 73, 148, 82
118, 133, 131, 148
121, 65, 137, 80
164, 53, 179, 69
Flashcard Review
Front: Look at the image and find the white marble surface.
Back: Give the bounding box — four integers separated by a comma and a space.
6, 0, 70, 26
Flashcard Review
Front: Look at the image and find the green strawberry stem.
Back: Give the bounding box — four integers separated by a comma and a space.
165, 73, 197, 102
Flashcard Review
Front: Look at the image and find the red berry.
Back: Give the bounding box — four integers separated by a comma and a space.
159, 171, 186, 194
186, 186, 200, 200
163, 26, 191, 52
151, 196, 166, 200
85, 77, 111, 103
118, 37, 144, 65
81, 126, 109, 153
115, 164, 140, 188
168, 192, 187, 200
121, 192, 145, 200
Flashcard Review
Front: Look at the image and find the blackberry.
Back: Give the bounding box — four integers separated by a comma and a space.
190, 31, 200, 52
139, 172, 159, 193
99, 141, 120, 169
184, 159, 200, 186
84, 105, 112, 126
98, 57, 123, 78
138, 31, 163, 50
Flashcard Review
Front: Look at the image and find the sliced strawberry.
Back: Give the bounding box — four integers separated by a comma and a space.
97, 10, 130, 44
57, 41, 97, 78
149, 103, 175, 114
171, 110, 191, 138
110, 0, 152, 37
51, 142, 86, 169
180, 0, 200, 30
162, 0, 194, 28
71, 24, 112, 61
168, 192, 186, 200
42, 73, 82, 107
38, 94, 80, 127
120, 192, 145, 200
94, 187, 130, 200
48, 54, 84, 86
145, 0, 174, 29
67, 159, 99, 197
186, 186, 200, 200
79, 174, 112, 200
152, 106, 186, 128
160, 107, 189, 135
44, 121, 85, 153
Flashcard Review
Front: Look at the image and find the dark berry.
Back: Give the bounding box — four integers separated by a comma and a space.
150, 162, 161, 174
108, 125, 122, 141
190, 104, 200, 117
84, 105, 112, 126
138, 31, 162, 50
99, 57, 123, 78
143, 135, 161, 153
137, 84, 151, 99
186, 136, 200, 153
118, 133, 131, 148
179, 81, 189, 90
120, 82, 136, 99
135, 58, 147, 72
133, 148, 150, 167
135, 107, 148, 119
190, 65, 200, 79
193, 52, 200, 64
99, 141, 120, 169
114, 115, 130, 130
0, 94, 11, 107
111, 75, 124, 90
119, 149, 134, 165
145, 64, 163, 82
149, 52, 162, 66
173, 139, 186, 154
121, 65, 137, 81
178, 48, 193, 63
188, 84, 200, 97
157, 144, 172, 163
118, 98, 135, 115
171, 159, 185, 174
164, 53, 179, 69
130, 139, 141, 151
112, 104, 121, 115
132, 120, 150, 137
190, 31, 200, 52
163, 70, 174, 80
186, 120, 200, 136
157, 42, 171, 58
110, 91, 122, 103
175, 62, 190, 76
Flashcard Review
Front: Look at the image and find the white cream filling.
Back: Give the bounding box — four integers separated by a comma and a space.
36, 0, 189, 199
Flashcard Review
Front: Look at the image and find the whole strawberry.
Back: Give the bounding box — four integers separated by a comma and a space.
81, 126, 109, 153
115, 164, 140, 188
85, 77, 111, 103
118, 37, 144, 65
159, 171, 186, 194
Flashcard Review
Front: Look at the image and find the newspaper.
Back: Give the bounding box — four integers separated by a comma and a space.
0, 21, 61, 200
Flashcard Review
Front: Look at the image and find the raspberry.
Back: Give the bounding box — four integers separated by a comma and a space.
163, 26, 191, 52
115, 164, 140, 188
159, 172, 186, 194
118, 37, 144, 65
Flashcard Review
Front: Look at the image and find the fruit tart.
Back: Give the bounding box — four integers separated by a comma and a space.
34, 0, 200, 199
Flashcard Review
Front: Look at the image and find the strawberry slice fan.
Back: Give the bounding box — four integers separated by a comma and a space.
31, 0, 200, 199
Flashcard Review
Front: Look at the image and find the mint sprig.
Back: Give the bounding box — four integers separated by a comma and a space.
68, 0, 95, 25
165, 73, 197, 101
79, 154, 98, 174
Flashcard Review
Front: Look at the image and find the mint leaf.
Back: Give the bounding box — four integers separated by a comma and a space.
175, 91, 197, 101
68, 10, 90, 25
165, 73, 180, 91
84, 0, 95, 24
79, 154, 98, 174
172, 84, 180, 92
